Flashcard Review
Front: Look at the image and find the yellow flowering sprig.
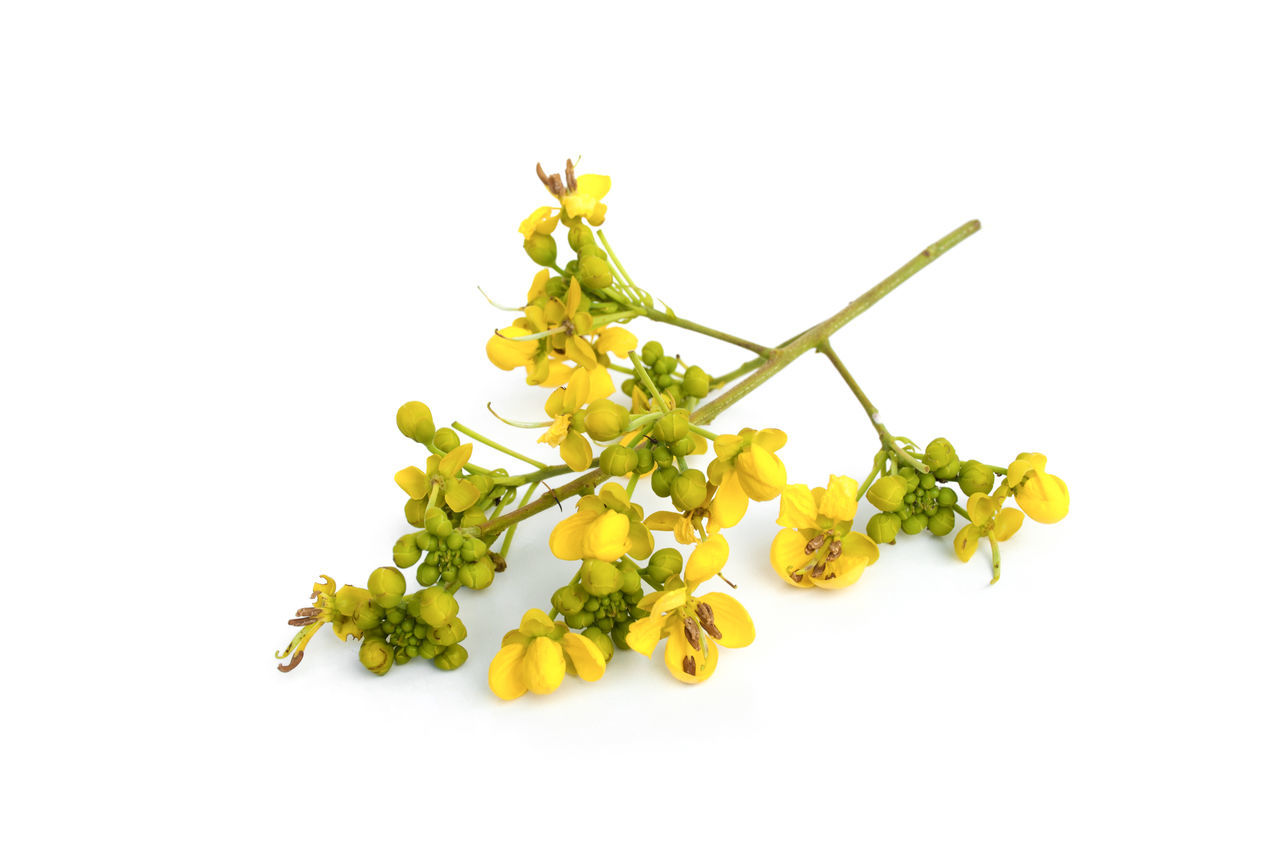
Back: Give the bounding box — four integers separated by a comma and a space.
771, 476, 881, 588
954, 493, 1025, 584
488, 609, 607, 700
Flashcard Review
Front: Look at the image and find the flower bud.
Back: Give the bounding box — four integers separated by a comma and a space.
576, 254, 613, 289
647, 548, 683, 585
928, 508, 956, 537
651, 445, 673, 467
581, 558, 624, 596
650, 466, 678, 498
897, 468, 921, 493
460, 536, 486, 562
359, 638, 394, 675
933, 458, 961, 481
641, 341, 664, 366
353, 598, 383, 631
925, 438, 958, 472
669, 436, 695, 457
620, 565, 642, 595
552, 583, 589, 615
958, 461, 995, 496
417, 585, 459, 627
599, 445, 639, 476
654, 356, 677, 376
467, 474, 493, 500
432, 644, 468, 671
581, 626, 615, 663
368, 567, 406, 608
611, 623, 632, 650
564, 610, 594, 629
544, 276, 568, 299
458, 556, 495, 590
901, 513, 929, 535
937, 487, 958, 508
432, 428, 460, 453
422, 507, 451, 538
633, 446, 655, 473
919, 473, 937, 490
392, 534, 422, 569
429, 617, 467, 646
682, 366, 710, 398
416, 563, 440, 586
867, 475, 910, 512
568, 221, 596, 252
459, 506, 488, 528
866, 512, 901, 544
523, 233, 558, 267
654, 410, 690, 443
671, 469, 709, 512
396, 401, 436, 444
583, 399, 630, 441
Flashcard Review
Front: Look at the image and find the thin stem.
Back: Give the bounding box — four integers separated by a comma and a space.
641, 307, 771, 355
711, 355, 767, 388
499, 481, 539, 558
628, 351, 670, 413
857, 451, 887, 500
452, 422, 548, 469
988, 537, 1001, 585
816, 341, 928, 474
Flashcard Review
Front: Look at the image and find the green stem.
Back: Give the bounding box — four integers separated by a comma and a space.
857, 451, 887, 500
710, 355, 767, 388
641, 307, 771, 355
988, 537, 1001, 585
628, 351, 671, 413
498, 481, 540, 558
452, 421, 548, 469
816, 341, 929, 474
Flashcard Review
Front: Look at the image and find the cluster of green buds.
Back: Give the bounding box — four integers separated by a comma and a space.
865, 438, 966, 542
550, 557, 646, 652
621, 340, 710, 410
352, 572, 469, 673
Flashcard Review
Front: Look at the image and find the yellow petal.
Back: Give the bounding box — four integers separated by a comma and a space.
486, 327, 537, 371
664, 624, 718, 684
565, 335, 598, 369
575, 174, 611, 201
564, 367, 592, 411
1014, 473, 1069, 524
812, 555, 867, 589
444, 478, 481, 512
538, 360, 573, 388
713, 434, 743, 459
818, 474, 859, 523
518, 206, 556, 239
954, 524, 981, 562
560, 632, 606, 682
992, 507, 1025, 541
394, 466, 429, 500
697, 592, 754, 648
526, 268, 550, 302
522, 636, 566, 695
754, 428, 787, 452
709, 471, 749, 529
560, 430, 593, 472
583, 364, 615, 403
488, 643, 528, 700
685, 533, 729, 585
626, 614, 665, 656
501, 629, 531, 648
586, 202, 607, 227
565, 278, 582, 315
769, 528, 810, 576
584, 510, 631, 561
519, 608, 557, 637
549, 511, 594, 560
628, 519, 655, 560
645, 511, 683, 532
776, 483, 818, 529
439, 443, 473, 478
595, 327, 637, 357
736, 443, 786, 501
967, 493, 998, 526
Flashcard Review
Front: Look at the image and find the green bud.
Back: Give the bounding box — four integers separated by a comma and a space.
901, 513, 928, 535
576, 254, 612, 289
581, 559, 623, 596
650, 466, 678, 498
668, 436, 694, 456
429, 617, 467, 646
523, 233, 557, 267
334, 585, 367, 617
670, 469, 708, 512
392, 534, 422, 569
633, 446, 655, 473
919, 473, 937, 490
432, 644, 468, 671
552, 583, 589, 615
460, 536, 486, 562
459, 506, 487, 528
621, 379, 636, 395
654, 410, 690, 442
867, 475, 910, 512
564, 610, 594, 629
934, 458, 962, 481
599, 445, 638, 476
620, 565, 642, 595
651, 445, 673, 467
416, 563, 440, 586
682, 366, 710, 398
583, 399, 630, 441
544, 276, 568, 299
937, 487, 958, 508
467, 474, 493, 500
417, 585, 458, 627
958, 461, 995, 496
656, 373, 673, 389
432, 428, 460, 453
353, 599, 383, 631
368, 567, 406, 608
654, 356, 677, 376
423, 507, 451, 538
641, 341, 664, 366
928, 508, 956, 537
866, 512, 901, 544
562, 259, 579, 279
396, 402, 436, 445
458, 556, 495, 590
577, 243, 607, 262
359, 638, 394, 675
647, 548, 683, 585
898, 468, 921, 492
924, 438, 958, 472
568, 222, 596, 252
581, 626, 615, 663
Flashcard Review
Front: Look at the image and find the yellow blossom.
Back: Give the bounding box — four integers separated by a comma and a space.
549, 482, 654, 562
706, 427, 788, 528
769, 475, 880, 589
275, 576, 364, 672
626, 536, 754, 684
488, 609, 606, 700
1004, 452, 1069, 524
536, 160, 609, 226
953, 492, 1024, 567
538, 369, 594, 471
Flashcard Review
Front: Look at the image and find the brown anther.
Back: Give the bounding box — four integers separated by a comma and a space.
682, 655, 697, 676
826, 539, 843, 561
683, 616, 701, 651
277, 651, 304, 673
695, 602, 722, 640
536, 162, 551, 188
287, 616, 318, 627
564, 158, 577, 193
548, 174, 565, 196
296, 607, 322, 618
804, 534, 825, 555
810, 564, 826, 579
492, 553, 507, 573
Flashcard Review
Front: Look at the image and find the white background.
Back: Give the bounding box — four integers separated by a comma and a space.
3, 2, 1277, 847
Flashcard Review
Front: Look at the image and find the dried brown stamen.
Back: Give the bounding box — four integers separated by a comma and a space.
564, 158, 578, 193
810, 564, 826, 579
682, 655, 697, 676
296, 607, 322, 618
826, 539, 843, 561
277, 651, 304, 672
287, 615, 319, 627
491, 553, 507, 573
683, 616, 701, 651
695, 602, 722, 640
804, 534, 825, 555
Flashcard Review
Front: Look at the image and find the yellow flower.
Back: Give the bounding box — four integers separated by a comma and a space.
488, 609, 606, 700
275, 575, 363, 672
625, 535, 754, 683
536, 159, 609, 226
1004, 452, 1069, 524
538, 369, 594, 471
769, 475, 880, 589
394, 443, 483, 513
706, 428, 788, 528
953, 493, 1024, 575
549, 482, 654, 563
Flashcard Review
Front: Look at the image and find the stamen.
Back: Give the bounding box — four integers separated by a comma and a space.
277, 652, 304, 673
695, 602, 722, 640
548, 174, 565, 196
682, 655, 697, 676
683, 616, 701, 651
810, 564, 826, 579
296, 607, 322, 618
826, 539, 843, 561
565, 158, 577, 193
536, 162, 551, 188
287, 616, 319, 627
804, 534, 825, 555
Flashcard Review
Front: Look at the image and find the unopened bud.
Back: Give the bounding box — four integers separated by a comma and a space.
670, 469, 709, 512
417, 585, 459, 628
647, 548, 683, 585
584, 399, 630, 441
576, 254, 612, 290
396, 401, 436, 445
432, 644, 468, 671
654, 410, 690, 443
552, 583, 589, 615
368, 567, 406, 608
599, 445, 639, 476
867, 475, 910, 512
581, 558, 624, 596
927, 508, 956, 537
359, 638, 394, 675
866, 512, 901, 544
523, 233, 558, 267
392, 534, 422, 569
